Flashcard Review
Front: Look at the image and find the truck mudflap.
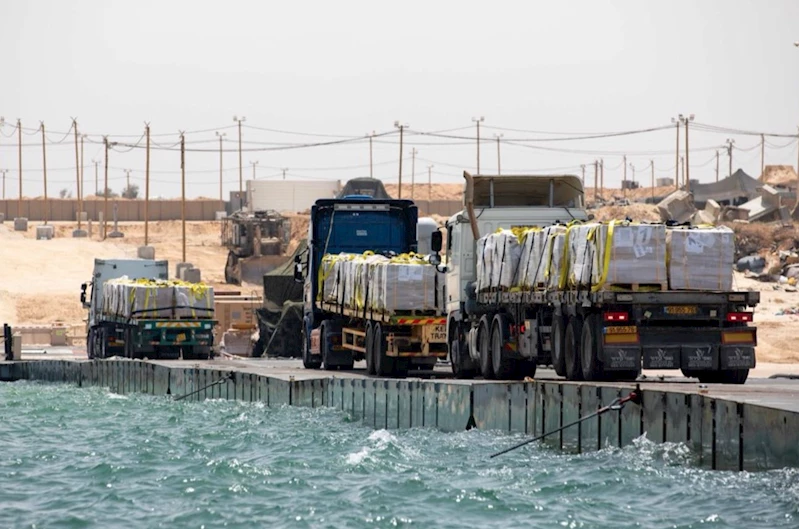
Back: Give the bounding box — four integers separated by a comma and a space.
607, 344, 757, 371
602, 347, 641, 371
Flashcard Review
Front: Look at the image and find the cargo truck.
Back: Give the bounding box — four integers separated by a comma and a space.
81, 258, 215, 360
444, 172, 758, 384
295, 196, 447, 376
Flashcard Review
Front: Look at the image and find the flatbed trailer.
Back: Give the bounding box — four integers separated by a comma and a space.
89, 314, 215, 360
457, 288, 760, 384
308, 302, 447, 377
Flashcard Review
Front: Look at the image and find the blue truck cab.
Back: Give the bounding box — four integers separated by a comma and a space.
296, 196, 419, 369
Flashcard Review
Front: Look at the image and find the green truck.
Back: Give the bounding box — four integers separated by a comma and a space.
81, 258, 215, 360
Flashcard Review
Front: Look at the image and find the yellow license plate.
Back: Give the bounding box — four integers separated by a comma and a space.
665, 305, 698, 315
175, 333, 186, 342
605, 325, 638, 335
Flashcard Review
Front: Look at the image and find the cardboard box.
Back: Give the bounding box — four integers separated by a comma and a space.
213, 296, 262, 345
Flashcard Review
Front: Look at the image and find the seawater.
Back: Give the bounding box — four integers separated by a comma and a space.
1, 381, 797, 529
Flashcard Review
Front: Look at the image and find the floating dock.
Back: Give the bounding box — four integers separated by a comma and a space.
2, 358, 798, 471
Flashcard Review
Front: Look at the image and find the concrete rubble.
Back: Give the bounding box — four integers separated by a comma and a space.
657, 190, 695, 223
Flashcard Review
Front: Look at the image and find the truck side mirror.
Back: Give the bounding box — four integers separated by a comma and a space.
293, 262, 304, 283
294, 254, 302, 264
80, 283, 87, 305
431, 231, 443, 253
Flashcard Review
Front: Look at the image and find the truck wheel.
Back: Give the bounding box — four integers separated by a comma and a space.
550, 315, 567, 377
580, 314, 603, 381
321, 322, 337, 371
302, 322, 321, 369
450, 322, 476, 379
564, 316, 584, 381
365, 322, 376, 375
716, 369, 749, 384
478, 315, 494, 379
373, 323, 395, 377
491, 315, 515, 379
98, 327, 109, 359
87, 329, 96, 359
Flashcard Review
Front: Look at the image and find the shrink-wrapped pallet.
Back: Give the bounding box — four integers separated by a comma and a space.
667, 226, 734, 291
349, 254, 388, 310
546, 231, 566, 290
175, 283, 215, 318
476, 234, 494, 292
490, 229, 522, 290
318, 253, 357, 305
566, 221, 667, 290
476, 230, 522, 291
374, 260, 441, 313
516, 225, 566, 290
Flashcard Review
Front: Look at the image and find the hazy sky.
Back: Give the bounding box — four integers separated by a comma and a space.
3, 0, 799, 199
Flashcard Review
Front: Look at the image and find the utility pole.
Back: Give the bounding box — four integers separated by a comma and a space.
80, 134, 86, 207
725, 139, 735, 178
580, 164, 585, 185
630, 162, 635, 188
593, 160, 598, 203
367, 131, 375, 178
472, 116, 484, 173
394, 121, 407, 198
92, 159, 99, 196
715, 150, 720, 182
72, 118, 82, 230
180, 132, 186, 263
103, 137, 109, 239
233, 115, 245, 205
427, 165, 433, 202
17, 119, 22, 219
622, 154, 627, 195
670, 116, 680, 189
250, 160, 259, 180
282, 167, 288, 180
650, 159, 655, 202
40, 122, 48, 224
145, 123, 151, 246
494, 133, 503, 175
124, 169, 132, 195
1, 170, 6, 200
675, 114, 694, 190
215, 131, 225, 205
409, 148, 417, 199
760, 133, 765, 181
680, 156, 685, 186
600, 159, 604, 194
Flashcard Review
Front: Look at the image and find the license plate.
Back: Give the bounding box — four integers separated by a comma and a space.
665, 305, 698, 315
605, 325, 637, 335
426, 325, 448, 343
175, 333, 186, 342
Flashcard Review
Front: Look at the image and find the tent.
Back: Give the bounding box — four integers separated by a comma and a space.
336, 177, 393, 199
691, 169, 760, 207
262, 239, 307, 309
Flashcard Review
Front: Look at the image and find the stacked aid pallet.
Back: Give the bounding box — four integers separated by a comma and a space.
474, 221, 734, 293
317, 252, 444, 314
101, 278, 214, 319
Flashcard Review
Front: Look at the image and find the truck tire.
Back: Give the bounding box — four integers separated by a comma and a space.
478, 315, 494, 379
683, 369, 749, 385
564, 316, 584, 381
365, 322, 376, 375
550, 316, 567, 377
87, 329, 96, 360
580, 314, 603, 381
373, 323, 395, 377
302, 321, 321, 369
491, 314, 515, 379
321, 322, 337, 371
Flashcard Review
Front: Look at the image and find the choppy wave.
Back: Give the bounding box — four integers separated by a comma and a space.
1, 380, 797, 529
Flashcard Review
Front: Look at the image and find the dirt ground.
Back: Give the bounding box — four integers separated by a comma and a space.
1, 215, 796, 363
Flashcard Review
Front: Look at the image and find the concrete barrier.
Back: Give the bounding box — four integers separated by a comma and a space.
5, 359, 799, 471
